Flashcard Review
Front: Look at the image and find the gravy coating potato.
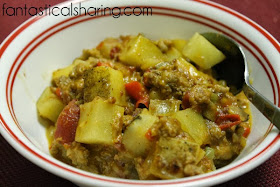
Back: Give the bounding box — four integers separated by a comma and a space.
38, 33, 251, 180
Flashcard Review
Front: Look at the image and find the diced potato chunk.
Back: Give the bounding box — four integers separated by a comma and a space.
75, 97, 124, 145
79, 48, 102, 60
172, 108, 209, 145
172, 39, 188, 52
149, 99, 181, 116
182, 33, 226, 69
165, 47, 182, 61
175, 57, 213, 81
97, 38, 120, 59
119, 35, 165, 70
175, 57, 201, 77
52, 63, 76, 80
203, 102, 218, 121
195, 146, 206, 164
122, 109, 158, 157
83, 66, 126, 106
36, 87, 65, 122
137, 137, 204, 179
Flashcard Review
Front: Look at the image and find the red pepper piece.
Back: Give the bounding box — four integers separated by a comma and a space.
136, 98, 149, 108
125, 81, 149, 108
55, 87, 62, 99
243, 126, 251, 138
54, 100, 80, 144
216, 114, 241, 130
145, 129, 156, 141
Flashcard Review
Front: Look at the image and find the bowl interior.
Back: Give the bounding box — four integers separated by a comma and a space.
1, 0, 280, 186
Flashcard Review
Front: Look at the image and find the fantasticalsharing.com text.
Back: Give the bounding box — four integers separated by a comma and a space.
1, 2, 153, 18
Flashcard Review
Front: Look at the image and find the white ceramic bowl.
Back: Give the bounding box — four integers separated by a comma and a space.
0, 0, 280, 186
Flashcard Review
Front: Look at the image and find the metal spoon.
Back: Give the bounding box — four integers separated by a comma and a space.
201, 32, 280, 130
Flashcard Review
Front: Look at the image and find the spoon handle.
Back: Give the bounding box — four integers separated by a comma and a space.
243, 84, 280, 130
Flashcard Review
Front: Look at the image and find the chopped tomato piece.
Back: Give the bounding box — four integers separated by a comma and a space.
125, 81, 149, 108
216, 114, 241, 130
145, 129, 156, 141
125, 81, 144, 101
54, 100, 80, 144
243, 126, 251, 138
55, 87, 62, 99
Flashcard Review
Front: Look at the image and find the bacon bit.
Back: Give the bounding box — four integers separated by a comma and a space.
216, 114, 241, 131
145, 129, 156, 141
110, 46, 120, 59
125, 81, 149, 108
55, 87, 62, 99
243, 126, 251, 138
182, 91, 191, 109
97, 62, 112, 67
54, 100, 80, 144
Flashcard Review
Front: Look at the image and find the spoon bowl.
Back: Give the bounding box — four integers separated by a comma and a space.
202, 32, 280, 130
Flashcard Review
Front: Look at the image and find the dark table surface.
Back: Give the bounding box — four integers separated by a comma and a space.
0, 0, 279, 186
